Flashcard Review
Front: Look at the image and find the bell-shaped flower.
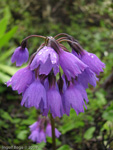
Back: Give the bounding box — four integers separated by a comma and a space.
6, 66, 33, 94
63, 82, 87, 116
74, 81, 89, 103
30, 46, 59, 75
29, 121, 39, 132
11, 46, 29, 66
72, 50, 105, 75
29, 129, 46, 143
46, 123, 61, 138
59, 49, 87, 81
78, 68, 98, 89
21, 79, 47, 109
29, 118, 61, 143
43, 86, 63, 118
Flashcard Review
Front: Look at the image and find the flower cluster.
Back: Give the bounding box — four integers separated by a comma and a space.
7, 33, 105, 118
29, 117, 61, 143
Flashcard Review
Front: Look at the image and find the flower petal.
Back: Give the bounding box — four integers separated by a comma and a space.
6, 66, 33, 94
11, 46, 29, 66
21, 80, 47, 109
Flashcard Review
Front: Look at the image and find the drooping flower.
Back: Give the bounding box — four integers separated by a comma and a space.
63, 82, 87, 116
21, 79, 47, 109
59, 49, 88, 81
6, 66, 33, 94
29, 117, 61, 143
29, 129, 46, 143
30, 46, 59, 75
74, 80, 89, 103
46, 123, 61, 138
11, 46, 29, 66
72, 49, 105, 75
29, 121, 39, 131
43, 86, 63, 118
77, 68, 98, 89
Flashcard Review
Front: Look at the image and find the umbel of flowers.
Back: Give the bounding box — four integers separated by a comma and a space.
7, 33, 105, 145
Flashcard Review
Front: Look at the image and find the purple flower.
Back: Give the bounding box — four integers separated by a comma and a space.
28, 129, 40, 143
74, 81, 89, 103
63, 82, 87, 115
59, 49, 87, 81
72, 50, 105, 75
6, 66, 33, 94
29, 121, 39, 132
39, 130, 46, 143
78, 68, 98, 89
43, 86, 63, 118
11, 46, 29, 66
7, 33, 105, 118
30, 46, 59, 75
46, 123, 61, 138
29, 118, 61, 143
29, 129, 46, 143
21, 79, 47, 109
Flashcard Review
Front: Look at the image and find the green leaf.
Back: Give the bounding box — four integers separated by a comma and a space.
0, 26, 18, 49
95, 92, 107, 106
101, 121, 113, 132
102, 110, 113, 121
0, 17, 8, 38
57, 145, 72, 150
17, 130, 28, 140
21, 119, 36, 125
0, 64, 18, 76
0, 72, 10, 83
1, 110, 13, 122
84, 127, 96, 140
32, 142, 46, 150
0, 47, 15, 62
12, 118, 21, 124
60, 118, 84, 134
46, 137, 52, 143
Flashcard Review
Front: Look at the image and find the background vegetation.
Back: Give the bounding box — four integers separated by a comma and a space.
0, 0, 113, 149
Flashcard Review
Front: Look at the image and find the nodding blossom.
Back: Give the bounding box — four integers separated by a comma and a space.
7, 34, 105, 117
29, 117, 61, 143
11, 46, 29, 66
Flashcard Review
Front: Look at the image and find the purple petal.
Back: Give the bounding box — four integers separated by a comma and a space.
30, 46, 59, 75
72, 50, 105, 75
39, 56, 53, 75
11, 46, 29, 66
46, 123, 61, 138
78, 68, 98, 89
28, 129, 40, 142
29, 121, 39, 131
59, 49, 87, 80
81, 50, 105, 75
74, 81, 89, 103
38, 130, 46, 143
63, 83, 87, 115
6, 66, 33, 94
21, 80, 47, 109
55, 128, 61, 138
43, 87, 63, 118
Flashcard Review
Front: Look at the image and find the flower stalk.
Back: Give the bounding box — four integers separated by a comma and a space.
50, 113, 56, 150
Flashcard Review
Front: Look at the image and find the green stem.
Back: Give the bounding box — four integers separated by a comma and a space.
50, 113, 56, 150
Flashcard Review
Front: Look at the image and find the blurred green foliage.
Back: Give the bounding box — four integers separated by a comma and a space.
0, 8, 18, 83
0, 0, 113, 149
